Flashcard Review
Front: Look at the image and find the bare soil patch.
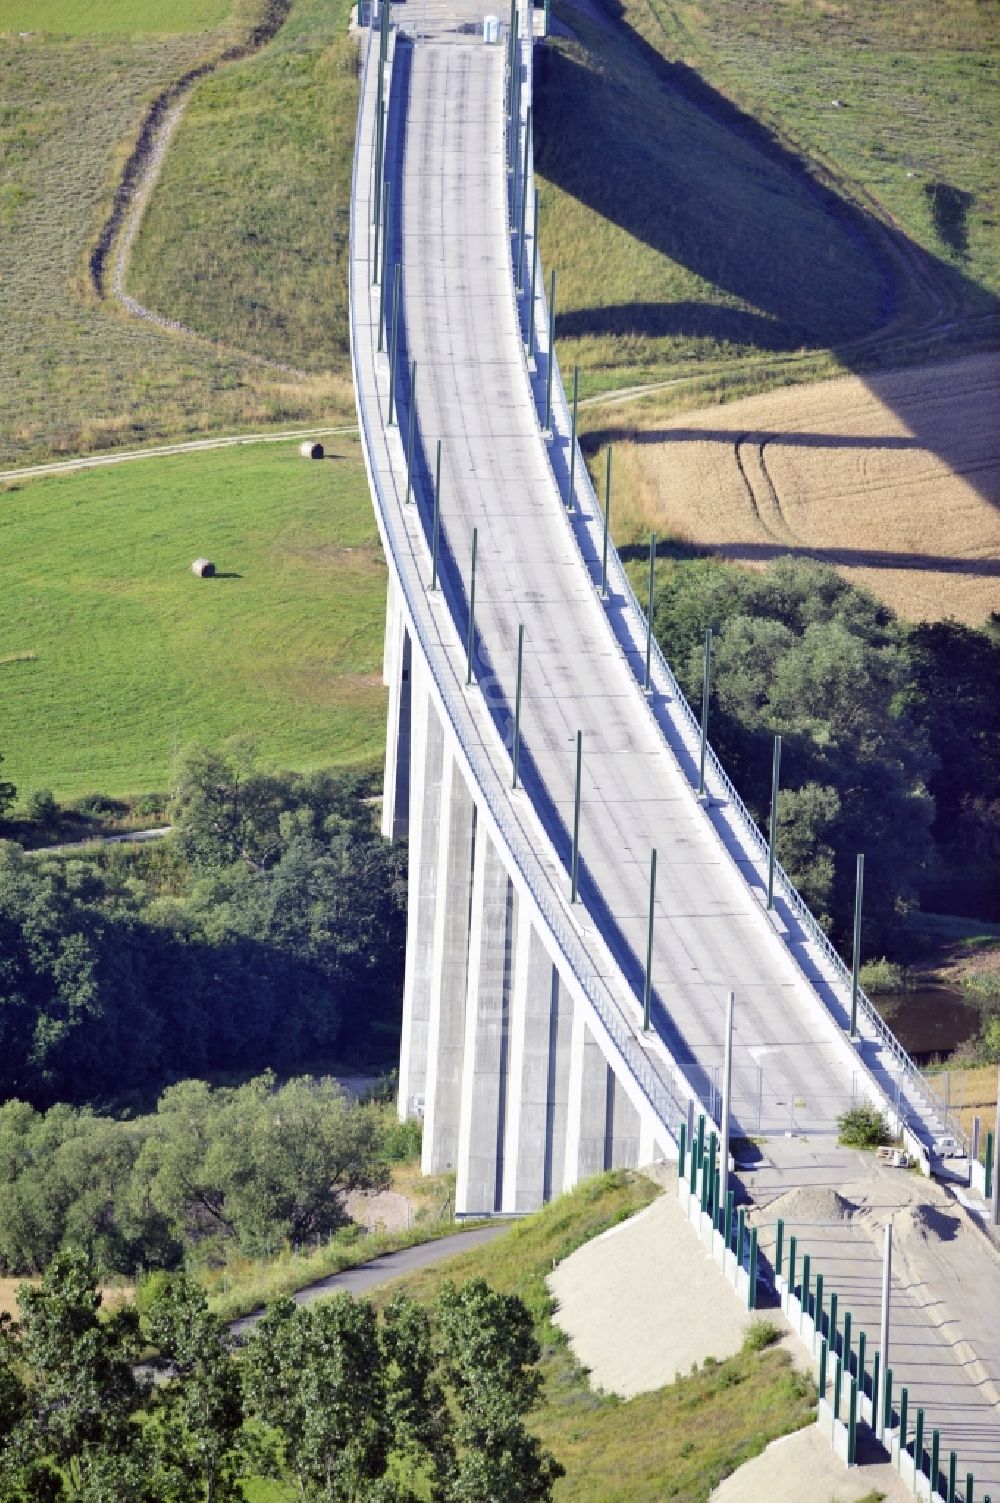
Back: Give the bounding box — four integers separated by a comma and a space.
610, 353, 1000, 624
547, 1192, 754, 1396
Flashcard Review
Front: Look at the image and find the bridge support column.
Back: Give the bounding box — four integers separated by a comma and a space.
564, 1002, 641, 1189
422, 752, 476, 1176
455, 826, 517, 1215
398, 655, 444, 1121
382, 577, 411, 842
502, 918, 572, 1212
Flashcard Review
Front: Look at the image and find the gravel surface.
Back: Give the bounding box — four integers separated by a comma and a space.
710, 1423, 911, 1503
548, 1192, 753, 1395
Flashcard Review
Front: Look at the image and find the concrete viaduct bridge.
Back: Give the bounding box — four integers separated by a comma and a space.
348, 0, 964, 1218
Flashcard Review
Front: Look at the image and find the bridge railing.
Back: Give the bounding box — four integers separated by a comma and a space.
350, 15, 693, 1144
509, 13, 965, 1159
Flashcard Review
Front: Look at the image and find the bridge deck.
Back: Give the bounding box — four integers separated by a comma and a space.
391, 34, 854, 1136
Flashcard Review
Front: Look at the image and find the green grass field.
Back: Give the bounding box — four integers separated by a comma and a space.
128, 0, 358, 373
0, 441, 386, 799
375, 1173, 815, 1503
541, 0, 998, 406
0, 0, 235, 33
0, 2, 346, 468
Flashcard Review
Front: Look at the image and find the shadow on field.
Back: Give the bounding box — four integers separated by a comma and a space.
534, 0, 1000, 506
692, 543, 1000, 578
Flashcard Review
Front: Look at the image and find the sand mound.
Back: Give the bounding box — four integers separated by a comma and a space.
766, 1187, 859, 1226
898, 1203, 962, 1246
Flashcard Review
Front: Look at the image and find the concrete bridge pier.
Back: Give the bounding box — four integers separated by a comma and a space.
391, 633, 661, 1213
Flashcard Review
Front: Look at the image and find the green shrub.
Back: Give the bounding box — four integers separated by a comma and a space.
379, 1116, 423, 1163
837, 1104, 892, 1149
23, 787, 59, 829
859, 957, 905, 995
742, 1319, 781, 1353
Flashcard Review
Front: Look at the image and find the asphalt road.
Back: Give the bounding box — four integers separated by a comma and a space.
229, 1223, 511, 1338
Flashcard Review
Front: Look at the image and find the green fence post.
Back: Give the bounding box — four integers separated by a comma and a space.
378, 178, 391, 349
900, 1386, 909, 1454
696, 1113, 705, 1170
802, 1253, 811, 1319
689, 1129, 698, 1194
986, 1130, 995, 1201
884, 1366, 893, 1436
816, 1273, 824, 1335
775, 1217, 784, 1279
767, 733, 781, 909
511, 622, 524, 789
844, 1311, 852, 1378
819, 1337, 828, 1402
858, 1329, 866, 1396
517, 105, 531, 291
715, 1169, 722, 1231
707, 1132, 718, 1218
788, 1234, 797, 1298
644, 533, 656, 691
543, 268, 557, 433
567, 365, 579, 510
848, 1376, 857, 1466
430, 439, 441, 590
465, 527, 478, 686
850, 852, 864, 1037
678, 1121, 687, 1180
600, 446, 612, 598
830, 1291, 838, 1353
737, 1207, 745, 1265
527, 193, 539, 359
570, 729, 582, 903
915, 1408, 925, 1479
966, 1474, 974, 1503
871, 1349, 880, 1434
834, 1349, 842, 1421
949, 1452, 958, 1503
698, 628, 712, 796
748, 1227, 758, 1309
387, 261, 401, 425
932, 1431, 941, 1497
643, 848, 656, 1032
404, 360, 417, 502
724, 1189, 734, 1251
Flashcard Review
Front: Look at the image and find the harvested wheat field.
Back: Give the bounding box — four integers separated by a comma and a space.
612, 353, 1000, 623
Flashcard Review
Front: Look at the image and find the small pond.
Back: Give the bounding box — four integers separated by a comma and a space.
876, 985, 981, 1063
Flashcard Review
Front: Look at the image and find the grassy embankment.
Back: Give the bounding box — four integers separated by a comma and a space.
368, 1172, 815, 1503
0, 442, 386, 799
538, 0, 998, 418
127, 0, 359, 376
0, 0, 353, 468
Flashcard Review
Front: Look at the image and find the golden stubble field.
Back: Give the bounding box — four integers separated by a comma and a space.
607, 353, 1000, 624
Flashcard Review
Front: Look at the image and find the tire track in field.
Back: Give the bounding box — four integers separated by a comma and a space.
91, 0, 316, 379
0, 425, 359, 486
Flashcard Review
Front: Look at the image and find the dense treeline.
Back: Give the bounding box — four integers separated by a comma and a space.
0, 746, 407, 1110
650, 557, 1000, 950
0, 1074, 416, 1277
0, 1253, 562, 1503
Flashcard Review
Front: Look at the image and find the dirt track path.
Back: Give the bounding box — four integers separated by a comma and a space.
0, 425, 359, 486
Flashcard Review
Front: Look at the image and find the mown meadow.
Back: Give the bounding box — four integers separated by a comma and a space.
0, 0, 348, 468
0, 441, 386, 798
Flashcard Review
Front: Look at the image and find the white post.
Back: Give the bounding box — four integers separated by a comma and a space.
879, 1222, 892, 1394
720, 990, 735, 1199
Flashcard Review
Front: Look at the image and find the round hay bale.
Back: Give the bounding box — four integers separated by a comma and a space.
299, 440, 325, 460
192, 558, 216, 578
